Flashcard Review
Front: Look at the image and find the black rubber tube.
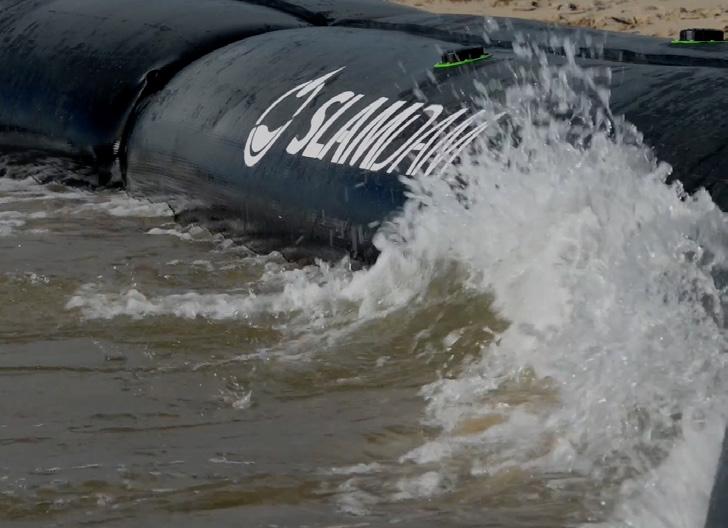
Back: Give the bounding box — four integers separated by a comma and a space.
0, 0, 309, 163
0, 0, 727, 248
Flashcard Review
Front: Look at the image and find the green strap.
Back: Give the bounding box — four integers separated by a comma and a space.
434, 53, 492, 70
670, 40, 727, 46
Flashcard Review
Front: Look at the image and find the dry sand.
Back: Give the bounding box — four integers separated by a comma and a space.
393, 0, 728, 38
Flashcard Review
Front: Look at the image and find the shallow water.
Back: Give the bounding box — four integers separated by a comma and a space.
2, 45, 728, 528
0, 169, 529, 528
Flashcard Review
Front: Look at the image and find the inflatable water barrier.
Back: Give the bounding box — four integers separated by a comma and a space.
1, 0, 727, 523
2, 0, 728, 258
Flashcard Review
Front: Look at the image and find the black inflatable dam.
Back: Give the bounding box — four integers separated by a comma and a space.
1, 1, 728, 525
2, 0, 728, 256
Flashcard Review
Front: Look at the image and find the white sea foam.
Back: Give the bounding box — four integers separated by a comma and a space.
0, 176, 88, 204
147, 225, 213, 241
329, 464, 384, 476
593, 416, 724, 528
364, 41, 728, 525
333, 39, 726, 522
0, 214, 25, 236
0, 209, 48, 236
74, 196, 172, 218
66, 287, 259, 320
0, 180, 173, 271
65, 257, 368, 325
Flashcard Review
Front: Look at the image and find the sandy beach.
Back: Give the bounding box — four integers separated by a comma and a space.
393, 0, 728, 38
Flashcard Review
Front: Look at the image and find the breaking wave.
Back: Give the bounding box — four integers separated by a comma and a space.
61, 39, 728, 525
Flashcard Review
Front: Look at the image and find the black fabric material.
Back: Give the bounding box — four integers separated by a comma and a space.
0, 0, 726, 259
126, 26, 504, 257
0, 0, 308, 160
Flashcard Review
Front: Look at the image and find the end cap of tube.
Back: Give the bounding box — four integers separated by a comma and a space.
678, 28, 724, 42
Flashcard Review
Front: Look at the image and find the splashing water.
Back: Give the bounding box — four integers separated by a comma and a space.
51, 39, 728, 525
356, 40, 728, 526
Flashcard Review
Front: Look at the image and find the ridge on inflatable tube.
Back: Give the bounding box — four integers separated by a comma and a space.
1, 0, 728, 524
0, 0, 312, 167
